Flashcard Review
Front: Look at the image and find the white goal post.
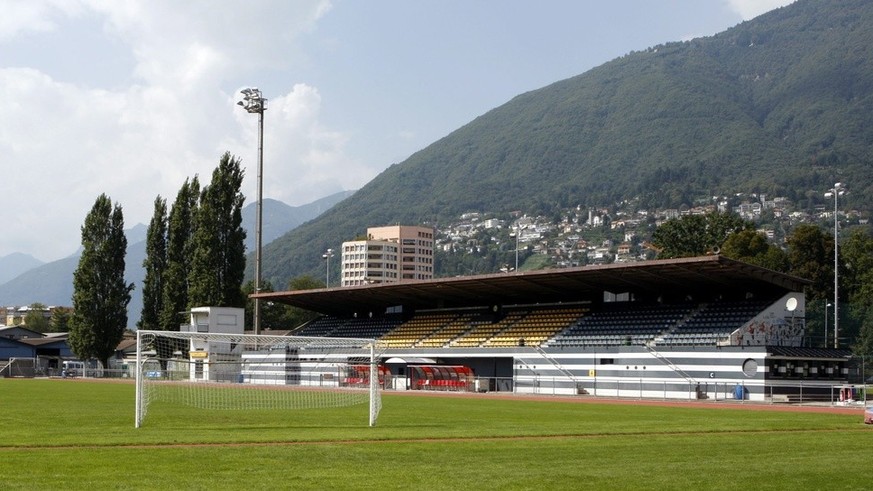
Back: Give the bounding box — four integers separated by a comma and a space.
134, 330, 385, 428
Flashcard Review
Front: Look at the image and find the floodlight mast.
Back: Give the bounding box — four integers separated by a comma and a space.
502, 225, 521, 274
238, 88, 267, 335
323, 248, 335, 287
824, 182, 845, 349
824, 302, 832, 348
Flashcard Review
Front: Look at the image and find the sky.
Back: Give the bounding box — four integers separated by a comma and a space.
0, 0, 793, 263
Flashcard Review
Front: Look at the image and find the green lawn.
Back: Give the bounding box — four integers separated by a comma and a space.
1, 378, 870, 490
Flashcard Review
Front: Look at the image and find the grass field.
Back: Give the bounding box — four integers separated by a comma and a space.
1, 378, 871, 490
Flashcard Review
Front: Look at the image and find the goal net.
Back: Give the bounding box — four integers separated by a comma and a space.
134, 330, 386, 428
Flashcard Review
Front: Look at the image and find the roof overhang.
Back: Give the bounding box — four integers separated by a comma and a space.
254, 255, 810, 317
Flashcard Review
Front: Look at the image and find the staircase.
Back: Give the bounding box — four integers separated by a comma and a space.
644, 343, 701, 397
533, 346, 587, 394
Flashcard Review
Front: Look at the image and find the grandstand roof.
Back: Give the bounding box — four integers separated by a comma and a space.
255, 255, 809, 316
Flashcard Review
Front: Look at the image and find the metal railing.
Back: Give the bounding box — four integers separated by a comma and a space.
6, 366, 870, 406
384, 375, 870, 406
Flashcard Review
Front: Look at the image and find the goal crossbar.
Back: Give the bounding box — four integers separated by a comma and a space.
135, 330, 385, 428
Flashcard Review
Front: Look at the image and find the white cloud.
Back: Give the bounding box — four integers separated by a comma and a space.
0, 0, 805, 264
0, 66, 214, 260
223, 83, 372, 209
0, 0, 84, 40
0, 0, 361, 262
725, 0, 794, 20
87, 0, 331, 86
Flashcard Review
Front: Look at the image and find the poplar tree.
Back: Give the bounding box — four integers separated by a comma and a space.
188, 152, 247, 308
159, 177, 199, 330
69, 194, 134, 370
138, 196, 167, 330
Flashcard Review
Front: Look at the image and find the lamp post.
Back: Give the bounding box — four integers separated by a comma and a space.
509, 222, 520, 272
825, 302, 832, 348
825, 183, 844, 349
323, 248, 334, 287
238, 87, 267, 335
515, 222, 521, 273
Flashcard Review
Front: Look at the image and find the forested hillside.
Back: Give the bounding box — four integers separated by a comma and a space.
260, 0, 873, 288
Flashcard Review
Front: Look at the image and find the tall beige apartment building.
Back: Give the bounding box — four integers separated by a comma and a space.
340, 225, 434, 287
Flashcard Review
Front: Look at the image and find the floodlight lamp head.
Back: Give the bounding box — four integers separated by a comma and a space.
237, 87, 266, 113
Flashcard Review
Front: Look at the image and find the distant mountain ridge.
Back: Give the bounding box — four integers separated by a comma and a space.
0, 253, 44, 285
259, 0, 873, 287
0, 191, 353, 326
242, 192, 355, 253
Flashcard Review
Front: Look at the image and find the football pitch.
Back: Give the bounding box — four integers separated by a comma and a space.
1, 379, 870, 490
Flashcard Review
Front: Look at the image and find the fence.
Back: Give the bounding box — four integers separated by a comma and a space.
439, 375, 870, 406
1, 366, 132, 379
5, 366, 870, 406
0, 358, 38, 377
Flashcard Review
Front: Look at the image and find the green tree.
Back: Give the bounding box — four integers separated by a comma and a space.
652, 212, 752, 258
853, 308, 873, 376
23, 303, 50, 332
49, 307, 71, 333
159, 177, 199, 331
188, 152, 247, 308
840, 228, 873, 360
139, 196, 167, 330
283, 275, 324, 328
721, 229, 789, 272
69, 194, 134, 370
786, 223, 834, 303
840, 228, 873, 307
243, 280, 295, 330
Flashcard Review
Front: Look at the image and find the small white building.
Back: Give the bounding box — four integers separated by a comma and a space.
182, 307, 244, 381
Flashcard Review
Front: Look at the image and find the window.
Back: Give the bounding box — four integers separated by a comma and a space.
742, 358, 758, 377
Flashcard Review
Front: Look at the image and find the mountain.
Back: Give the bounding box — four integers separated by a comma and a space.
0, 253, 44, 285
0, 232, 144, 310
0, 192, 353, 325
242, 191, 355, 254
125, 223, 148, 245
1, 254, 73, 307
260, 0, 873, 287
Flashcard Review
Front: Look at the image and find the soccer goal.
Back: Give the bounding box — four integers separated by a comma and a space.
134, 330, 386, 428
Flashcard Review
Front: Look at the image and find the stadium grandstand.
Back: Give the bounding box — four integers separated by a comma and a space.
255, 255, 858, 402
